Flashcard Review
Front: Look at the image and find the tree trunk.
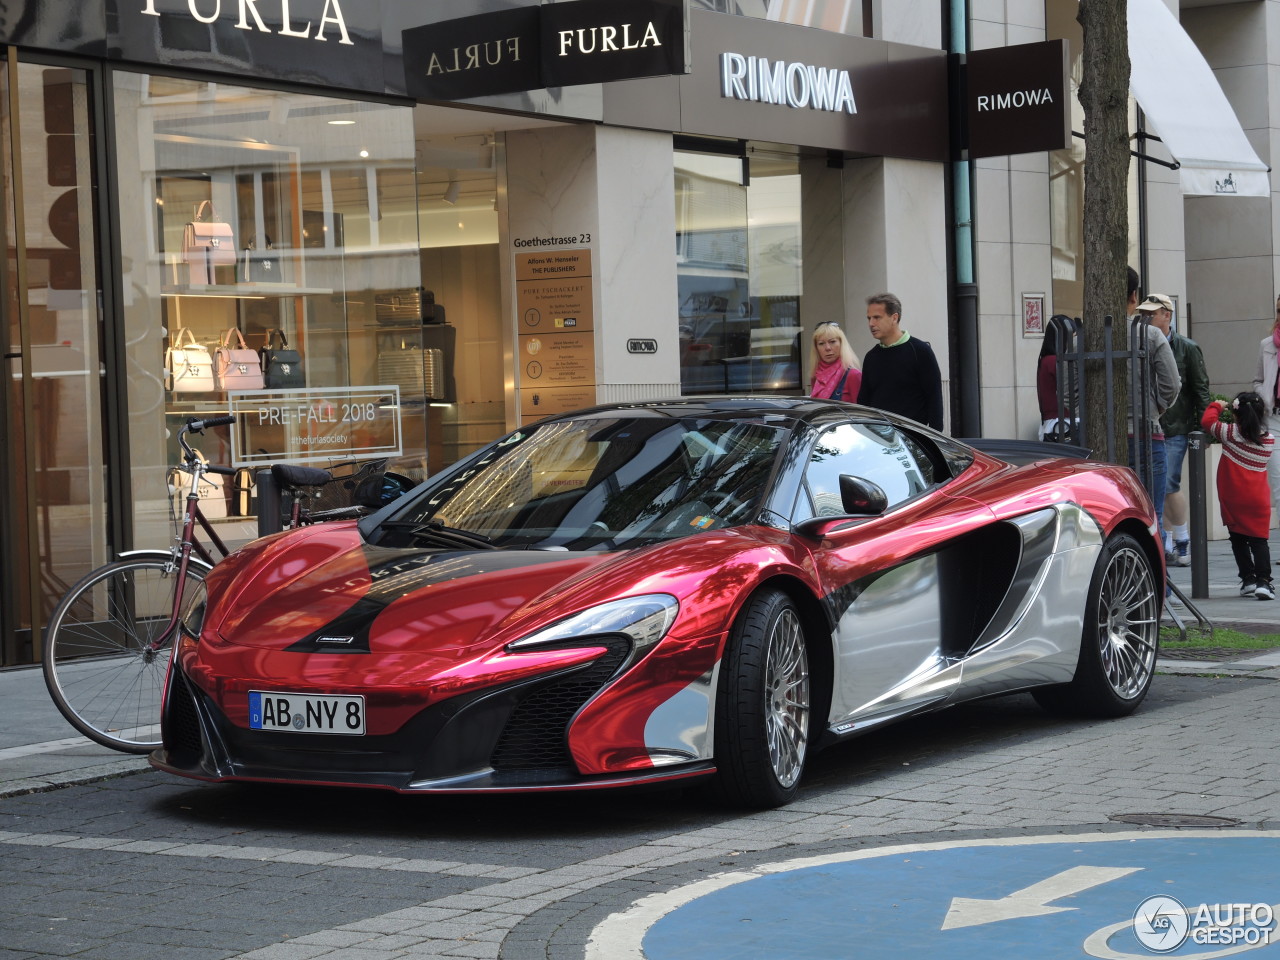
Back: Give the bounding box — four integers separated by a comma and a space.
1077, 0, 1130, 463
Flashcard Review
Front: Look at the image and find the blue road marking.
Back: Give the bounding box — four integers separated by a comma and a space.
640, 835, 1280, 959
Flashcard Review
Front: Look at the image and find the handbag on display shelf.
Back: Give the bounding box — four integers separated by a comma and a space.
181, 200, 236, 285
214, 328, 266, 391
165, 326, 215, 393
168, 450, 228, 520
261, 328, 304, 389
241, 236, 281, 283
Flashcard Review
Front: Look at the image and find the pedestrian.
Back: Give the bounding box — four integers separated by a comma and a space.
1250, 294, 1280, 528
1127, 270, 1181, 538
1135, 293, 1211, 568
1202, 392, 1274, 600
808, 321, 861, 401
1037, 318, 1077, 442
856, 292, 944, 430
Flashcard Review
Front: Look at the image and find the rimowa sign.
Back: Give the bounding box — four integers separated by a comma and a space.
403, 0, 689, 101
965, 39, 1070, 159
720, 52, 857, 114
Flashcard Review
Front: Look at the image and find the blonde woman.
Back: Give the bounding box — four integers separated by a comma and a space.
808, 321, 861, 402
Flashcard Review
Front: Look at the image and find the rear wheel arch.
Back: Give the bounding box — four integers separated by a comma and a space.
1032, 529, 1159, 718
1112, 516, 1164, 577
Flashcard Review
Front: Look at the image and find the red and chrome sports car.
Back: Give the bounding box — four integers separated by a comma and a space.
154, 399, 1163, 808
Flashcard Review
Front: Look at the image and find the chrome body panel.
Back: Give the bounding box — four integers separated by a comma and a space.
825, 503, 1106, 735
827, 552, 958, 729
644, 664, 718, 764
953, 504, 1104, 700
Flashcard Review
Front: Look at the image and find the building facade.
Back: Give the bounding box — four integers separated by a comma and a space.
0, 0, 1273, 666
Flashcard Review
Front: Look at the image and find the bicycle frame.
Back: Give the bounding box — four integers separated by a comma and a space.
144, 416, 237, 655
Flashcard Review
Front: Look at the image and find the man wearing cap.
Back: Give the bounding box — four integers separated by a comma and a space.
1137, 294, 1210, 568
1129, 291, 1182, 544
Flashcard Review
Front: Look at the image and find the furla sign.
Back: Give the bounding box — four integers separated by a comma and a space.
404, 0, 689, 101
541, 0, 687, 87
109, 0, 383, 91
139, 0, 355, 44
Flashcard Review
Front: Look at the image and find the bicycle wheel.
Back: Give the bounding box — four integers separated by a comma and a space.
42, 555, 210, 753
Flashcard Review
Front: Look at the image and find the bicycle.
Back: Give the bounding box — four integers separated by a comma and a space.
40, 416, 238, 752
41, 418, 383, 753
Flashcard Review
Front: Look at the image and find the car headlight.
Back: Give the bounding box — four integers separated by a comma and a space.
506, 594, 679, 665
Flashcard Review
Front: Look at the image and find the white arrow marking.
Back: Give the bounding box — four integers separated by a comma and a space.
942, 865, 1142, 930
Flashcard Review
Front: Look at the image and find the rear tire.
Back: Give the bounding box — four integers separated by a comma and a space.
1032, 532, 1159, 718
711, 588, 810, 808
42, 556, 209, 753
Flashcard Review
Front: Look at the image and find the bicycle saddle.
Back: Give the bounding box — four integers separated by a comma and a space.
271, 463, 332, 488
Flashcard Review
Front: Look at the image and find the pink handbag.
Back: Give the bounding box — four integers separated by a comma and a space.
183, 200, 235, 284
214, 328, 265, 391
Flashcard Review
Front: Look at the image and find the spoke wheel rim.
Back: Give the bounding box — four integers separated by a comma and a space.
1096, 545, 1159, 700
764, 608, 810, 788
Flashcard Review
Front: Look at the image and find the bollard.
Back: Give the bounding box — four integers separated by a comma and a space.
256, 468, 281, 537
1187, 430, 1208, 599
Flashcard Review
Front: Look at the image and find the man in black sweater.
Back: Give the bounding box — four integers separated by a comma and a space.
856, 292, 944, 430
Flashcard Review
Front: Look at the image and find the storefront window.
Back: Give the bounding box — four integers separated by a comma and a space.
112, 74, 422, 548
1, 63, 106, 663
676, 149, 803, 396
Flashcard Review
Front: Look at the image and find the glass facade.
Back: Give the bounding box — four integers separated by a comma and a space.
675, 149, 803, 396
111, 75, 425, 550
0, 63, 106, 663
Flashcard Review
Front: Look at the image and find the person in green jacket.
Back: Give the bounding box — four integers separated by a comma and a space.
1138, 293, 1212, 568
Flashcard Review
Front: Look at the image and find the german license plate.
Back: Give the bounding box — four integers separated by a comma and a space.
248, 691, 365, 735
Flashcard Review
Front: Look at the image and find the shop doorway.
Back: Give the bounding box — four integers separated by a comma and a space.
0, 58, 110, 666
411, 106, 568, 468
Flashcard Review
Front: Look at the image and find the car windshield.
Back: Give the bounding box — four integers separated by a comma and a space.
379, 416, 789, 550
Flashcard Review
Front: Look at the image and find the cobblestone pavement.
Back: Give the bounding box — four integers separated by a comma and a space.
3, 670, 1280, 959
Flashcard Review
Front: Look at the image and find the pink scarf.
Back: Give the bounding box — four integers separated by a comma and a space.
811, 360, 848, 399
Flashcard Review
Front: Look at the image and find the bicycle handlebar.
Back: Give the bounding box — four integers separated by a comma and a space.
179, 415, 237, 471
184, 415, 237, 434
206, 465, 237, 476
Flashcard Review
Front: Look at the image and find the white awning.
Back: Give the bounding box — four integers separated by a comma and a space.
1128, 0, 1270, 197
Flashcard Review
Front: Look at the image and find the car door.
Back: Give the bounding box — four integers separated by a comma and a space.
794, 420, 1001, 734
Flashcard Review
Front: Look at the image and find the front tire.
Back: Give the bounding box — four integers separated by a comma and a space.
712, 588, 811, 808
1033, 532, 1159, 718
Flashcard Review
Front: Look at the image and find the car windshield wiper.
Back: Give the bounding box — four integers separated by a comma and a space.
379, 519, 498, 550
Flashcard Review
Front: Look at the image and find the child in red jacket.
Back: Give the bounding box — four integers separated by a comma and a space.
1202, 392, 1275, 599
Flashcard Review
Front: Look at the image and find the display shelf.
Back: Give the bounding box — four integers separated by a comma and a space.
162, 283, 333, 297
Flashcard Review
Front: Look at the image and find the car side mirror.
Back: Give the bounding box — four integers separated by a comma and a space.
839, 474, 887, 516
793, 475, 888, 537
353, 472, 414, 508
